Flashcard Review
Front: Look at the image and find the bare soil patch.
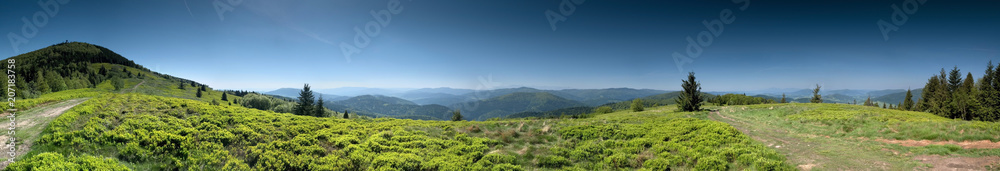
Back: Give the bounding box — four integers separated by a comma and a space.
877, 139, 1000, 149
915, 155, 1000, 171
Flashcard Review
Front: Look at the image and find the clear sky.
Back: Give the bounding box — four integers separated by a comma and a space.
2, 0, 998, 91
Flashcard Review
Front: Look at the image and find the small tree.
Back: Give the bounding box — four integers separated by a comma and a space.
343, 111, 350, 119
810, 84, 822, 103
111, 76, 125, 91
314, 95, 325, 117
221, 92, 228, 101
676, 72, 703, 111
780, 93, 787, 103
902, 88, 914, 110
451, 110, 463, 121
631, 98, 644, 112
294, 84, 315, 116
196, 89, 203, 98
178, 82, 185, 90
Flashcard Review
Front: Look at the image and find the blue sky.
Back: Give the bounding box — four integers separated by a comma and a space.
2, 0, 998, 91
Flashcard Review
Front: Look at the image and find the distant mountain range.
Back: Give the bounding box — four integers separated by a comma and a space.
264, 86, 926, 120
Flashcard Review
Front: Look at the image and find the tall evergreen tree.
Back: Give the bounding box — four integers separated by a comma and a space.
979, 61, 1000, 121
902, 88, 914, 111
780, 93, 787, 103
864, 95, 873, 106
676, 72, 703, 111
196, 88, 203, 98
918, 75, 941, 112
294, 84, 315, 116
947, 66, 963, 92
343, 111, 350, 119
221, 92, 228, 101
314, 95, 325, 117
810, 84, 822, 103
953, 72, 979, 120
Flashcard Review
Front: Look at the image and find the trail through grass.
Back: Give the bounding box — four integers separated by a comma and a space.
0, 98, 89, 169
705, 104, 1000, 170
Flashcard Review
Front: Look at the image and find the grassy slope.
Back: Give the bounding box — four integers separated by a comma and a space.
704, 103, 1000, 170
9, 92, 795, 170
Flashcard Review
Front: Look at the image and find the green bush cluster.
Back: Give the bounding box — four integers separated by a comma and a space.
554, 118, 794, 170
34, 93, 514, 170
5, 152, 129, 171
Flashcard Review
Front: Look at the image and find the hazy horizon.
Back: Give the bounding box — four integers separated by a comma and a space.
3, 0, 998, 91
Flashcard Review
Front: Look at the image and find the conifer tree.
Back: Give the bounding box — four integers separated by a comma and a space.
178, 82, 185, 90
451, 110, 463, 121
221, 93, 228, 101
882, 103, 887, 109
780, 93, 787, 103
902, 88, 914, 111
294, 84, 315, 116
314, 95, 325, 117
864, 95, 873, 106
196, 88, 203, 98
810, 84, 822, 103
979, 61, 999, 121
344, 110, 350, 119
676, 72, 703, 111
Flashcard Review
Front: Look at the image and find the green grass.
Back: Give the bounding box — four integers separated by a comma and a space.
705, 103, 1000, 170
7, 93, 794, 170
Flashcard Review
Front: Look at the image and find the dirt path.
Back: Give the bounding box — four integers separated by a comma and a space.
122, 80, 146, 94
0, 98, 89, 169
707, 109, 827, 170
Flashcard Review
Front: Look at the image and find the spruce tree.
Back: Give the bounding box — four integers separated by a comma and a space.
979, 61, 999, 121
903, 88, 914, 111
343, 111, 350, 119
780, 93, 787, 103
294, 84, 315, 116
451, 110, 463, 121
675, 72, 702, 111
864, 95, 872, 106
810, 84, 822, 103
314, 95, 325, 117
947, 66, 963, 92
222, 93, 228, 101
918, 75, 941, 112
178, 82, 185, 90
196, 88, 203, 98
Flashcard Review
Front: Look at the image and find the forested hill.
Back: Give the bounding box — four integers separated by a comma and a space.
454, 92, 586, 121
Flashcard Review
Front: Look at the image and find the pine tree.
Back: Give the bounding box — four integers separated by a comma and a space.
178, 82, 185, 90
196, 88, 203, 98
221, 93, 228, 101
882, 103, 887, 109
675, 72, 703, 111
451, 110, 463, 121
918, 75, 941, 112
780, 93, 787, 103
314, 95, 325, 117
810, 84, 822, 103
864, 95, 873, 106
294, 84, 315, 116
948, 66, 963, 92
903, 88, 914, 111
343, 110, 350, 119
979, 61, 1000, 121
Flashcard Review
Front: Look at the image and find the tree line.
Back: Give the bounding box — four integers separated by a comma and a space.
910, 61, 1000, 121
